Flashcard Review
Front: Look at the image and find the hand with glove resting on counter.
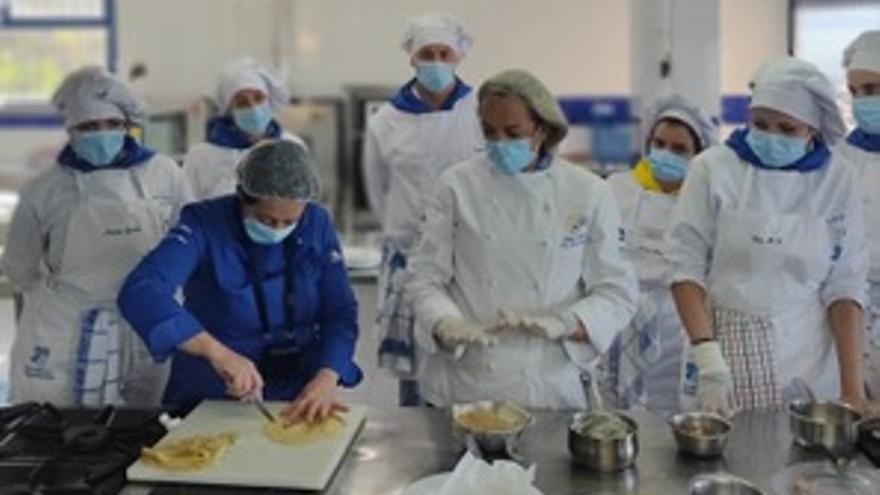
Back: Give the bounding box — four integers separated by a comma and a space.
692, 340, 734, 418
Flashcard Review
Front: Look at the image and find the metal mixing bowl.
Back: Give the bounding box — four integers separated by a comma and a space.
689, 473, 766, 494
451, 401, 534, 457
568, 411, 639, 472
670, 411, 732, 458
789, 399, 862, 462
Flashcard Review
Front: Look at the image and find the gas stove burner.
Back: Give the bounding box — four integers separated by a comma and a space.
0, 403, 167, 495
0, 484, 31, 495
60, 406, 115, 453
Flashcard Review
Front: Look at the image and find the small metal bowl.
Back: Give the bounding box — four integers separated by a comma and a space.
670, 412, 732, 458
568, 411, 639, 472
451, 401, 534, 457
689, 473, 766, 494
789, 399, 862, 461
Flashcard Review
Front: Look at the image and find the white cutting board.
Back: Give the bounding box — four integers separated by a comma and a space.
127, 400, 366, 490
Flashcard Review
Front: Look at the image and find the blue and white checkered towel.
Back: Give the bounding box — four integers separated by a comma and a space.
74, 308, 122, 406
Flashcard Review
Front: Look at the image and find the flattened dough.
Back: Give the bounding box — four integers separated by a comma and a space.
263, 415, 345, 445
141, 432, 238, 471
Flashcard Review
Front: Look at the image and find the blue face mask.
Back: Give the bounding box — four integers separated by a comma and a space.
70, 130, 126, 167
648, 149, 689, 183
415, 62, 455, 93
243, 217, 296, 245
233, 102, 273, 136
487, 138, 536, 175
745, 127, 809, 168
853, 95, 880, 135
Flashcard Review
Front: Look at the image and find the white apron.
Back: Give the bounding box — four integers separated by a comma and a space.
601, 185, 685, 414
865, 282, 880, 398
705, 167, 839, 408
10, 167, 171, 407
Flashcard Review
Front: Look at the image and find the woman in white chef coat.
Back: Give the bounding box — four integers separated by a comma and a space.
362, 13, 484, 405
668, 57, 868, 416
406, 69, 638, 409
834, 31, 880, 416
184, 58, 306, 201
601, 94, 718, 414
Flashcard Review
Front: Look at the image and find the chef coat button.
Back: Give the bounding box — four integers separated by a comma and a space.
533, 281, 542, 291
543, 203, 551, 213
540, 240, 550, 248
488, 361, 496, 372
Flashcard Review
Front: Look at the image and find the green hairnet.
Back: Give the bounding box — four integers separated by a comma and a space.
236, 139, 320, 200
478, 69, 568, 149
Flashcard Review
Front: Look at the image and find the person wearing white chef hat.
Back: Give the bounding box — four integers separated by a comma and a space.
363, 12, 484, 405
834, 31, 880, 417
183, 57, 307, 201
1, 66, 191, 407
601, 94, 718, 415
406, 68, 638, 409
668, 57, 868, 417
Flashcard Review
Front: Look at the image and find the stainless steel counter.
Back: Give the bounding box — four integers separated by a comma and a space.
124, 406, 874, 494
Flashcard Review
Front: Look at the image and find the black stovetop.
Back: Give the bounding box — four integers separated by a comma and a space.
0, 402, 166, 495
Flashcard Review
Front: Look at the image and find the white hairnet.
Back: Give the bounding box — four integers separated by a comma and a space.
401, 12, 473, 57
215, 58, 289, 113
749, 57, 846, 144
843, 30, 880, 73
644, 94, 719, 150
237, 139, 319, 200
51, 66, 145, 128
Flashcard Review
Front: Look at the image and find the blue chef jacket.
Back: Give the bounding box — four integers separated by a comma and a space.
118, 195, 362, 408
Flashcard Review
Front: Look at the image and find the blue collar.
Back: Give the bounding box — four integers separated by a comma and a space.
206, 115, 283, 150
725, 127, 830, 173
846, 128, 880, 153
58, 135, 155, 172
390, 78, 472, 114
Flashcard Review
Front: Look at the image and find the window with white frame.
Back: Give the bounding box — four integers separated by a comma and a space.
0, 0, 114, 107
792, 0, 880, 123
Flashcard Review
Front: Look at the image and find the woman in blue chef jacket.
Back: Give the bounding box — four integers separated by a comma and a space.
118, 139, 361, 422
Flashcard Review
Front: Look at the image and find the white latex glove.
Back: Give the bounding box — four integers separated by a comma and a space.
498, 310, 574, 341
434, 316, 498, 351
693, 341, 734, 418
522, 316, 572, 340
